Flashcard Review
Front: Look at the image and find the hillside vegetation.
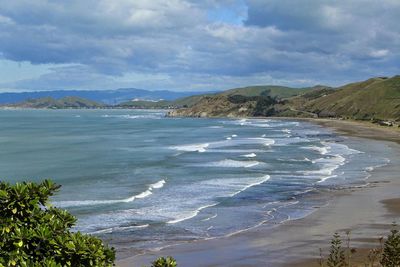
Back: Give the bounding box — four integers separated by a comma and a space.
169, 75, 400, 123
296, 76, 400, 121
6, 96, 106, 109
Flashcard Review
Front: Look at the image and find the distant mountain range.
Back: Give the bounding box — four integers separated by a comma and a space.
0, 88, 215, 105
3, 75, 399, 125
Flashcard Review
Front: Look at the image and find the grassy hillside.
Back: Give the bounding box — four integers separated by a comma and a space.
219, 85, 319, 98
168, 75, 400, 123
120, 85, 319, 109
6, 96, 106, 109
297, 76, 400, 121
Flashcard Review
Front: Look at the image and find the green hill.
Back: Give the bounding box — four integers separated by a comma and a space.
168, 75, 400, 123
294, 76, 400, 121
6, 96, 106, 109
219, 85, 319, 98
121, 85, 320, 110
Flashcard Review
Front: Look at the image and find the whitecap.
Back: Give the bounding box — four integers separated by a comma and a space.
170, 143, 209, 153
201, 214, 218, 222
242, 153, 257, 158
167, 203, 218, 224
90, 224, 149, 234
150, 179, 166, 189
55, 179, 166, 208
202, 159, 263, 168
302, 145, 329, 155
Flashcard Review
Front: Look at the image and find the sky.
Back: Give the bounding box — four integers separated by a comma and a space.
0, 0, 399, 92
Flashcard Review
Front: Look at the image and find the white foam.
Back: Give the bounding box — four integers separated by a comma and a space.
303, 154, 346, 183
303, 145, 329, 155
231, 134, 238, 138
229, 175, 270, 197
167, 203, 218, 224
171, 143, 209, 153
170, 137, 274, 153
242, 153, 257, 158
279, 157, 311, 162
166, 175, 270, 224
132, 190, 152, 200
101, 114, 161, 119
201, 214, 218, 222
247, 137, 275, 146
90, 224, 149, 234
203, 159, 262, 168
56, 179, 166, 208
150, 179, 166, 189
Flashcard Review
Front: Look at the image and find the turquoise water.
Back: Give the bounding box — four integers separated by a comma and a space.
0, 109, 389, 253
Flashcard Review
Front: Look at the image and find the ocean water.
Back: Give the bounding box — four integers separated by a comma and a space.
0, 109, 390, 253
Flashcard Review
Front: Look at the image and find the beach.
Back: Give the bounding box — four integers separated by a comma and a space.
117, 119, 400, 267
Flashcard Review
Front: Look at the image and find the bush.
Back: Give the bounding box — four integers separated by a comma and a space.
327, 232, 346, 267
381, 226, 400, 267
151, 256, 177, 267
0, 180, 115, 266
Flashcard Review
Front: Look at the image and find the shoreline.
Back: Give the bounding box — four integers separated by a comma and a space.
117, 118, 400, 267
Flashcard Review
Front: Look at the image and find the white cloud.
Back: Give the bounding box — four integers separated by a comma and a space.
369, 49, 389, 58
0, 0, 398, 92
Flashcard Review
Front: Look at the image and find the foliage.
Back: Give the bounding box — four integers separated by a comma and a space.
227, 94, 259, 104
381, 225, 400, 267
151, 256, 177, 267
326, 232, 346, 267
319, 226, 400, 267
0, 180, 115, 267
252, 96, 277, 117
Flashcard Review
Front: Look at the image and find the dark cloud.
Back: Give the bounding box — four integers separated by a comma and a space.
0, 0, 398, 91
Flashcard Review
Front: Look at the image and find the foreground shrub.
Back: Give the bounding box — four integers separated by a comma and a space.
151, 256, 177, 267
381, 226, 400, 267
327, 232, 346, 267
320, 224, 400, 267
0, 180, 115, 266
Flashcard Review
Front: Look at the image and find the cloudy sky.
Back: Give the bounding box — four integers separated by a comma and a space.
0, 0, 399, 92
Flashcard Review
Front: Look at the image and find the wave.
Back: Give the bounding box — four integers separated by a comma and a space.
101, 114, 161, 119
302, 145, 329, 155
150, 179, 166, 189
229, 175, 270, 197
241, 153, 257, 158
90, 224, 149, 234
201, 213, 218, 222
170, 137, 274, 153
202, 159, 263, 168
55, 179, 166, 208
301, 154, 346, 183
166, 175, 270, 224
278, 157, 311, 162
167, 203, 218, 224
170, 143, 209, 153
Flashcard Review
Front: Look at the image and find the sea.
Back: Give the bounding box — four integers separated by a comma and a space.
0, 109, 390, 255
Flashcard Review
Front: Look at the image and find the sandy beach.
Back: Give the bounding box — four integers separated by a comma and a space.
117, 119, 400, 267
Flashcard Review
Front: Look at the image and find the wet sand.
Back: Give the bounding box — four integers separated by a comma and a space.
117, 119, 400, 267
